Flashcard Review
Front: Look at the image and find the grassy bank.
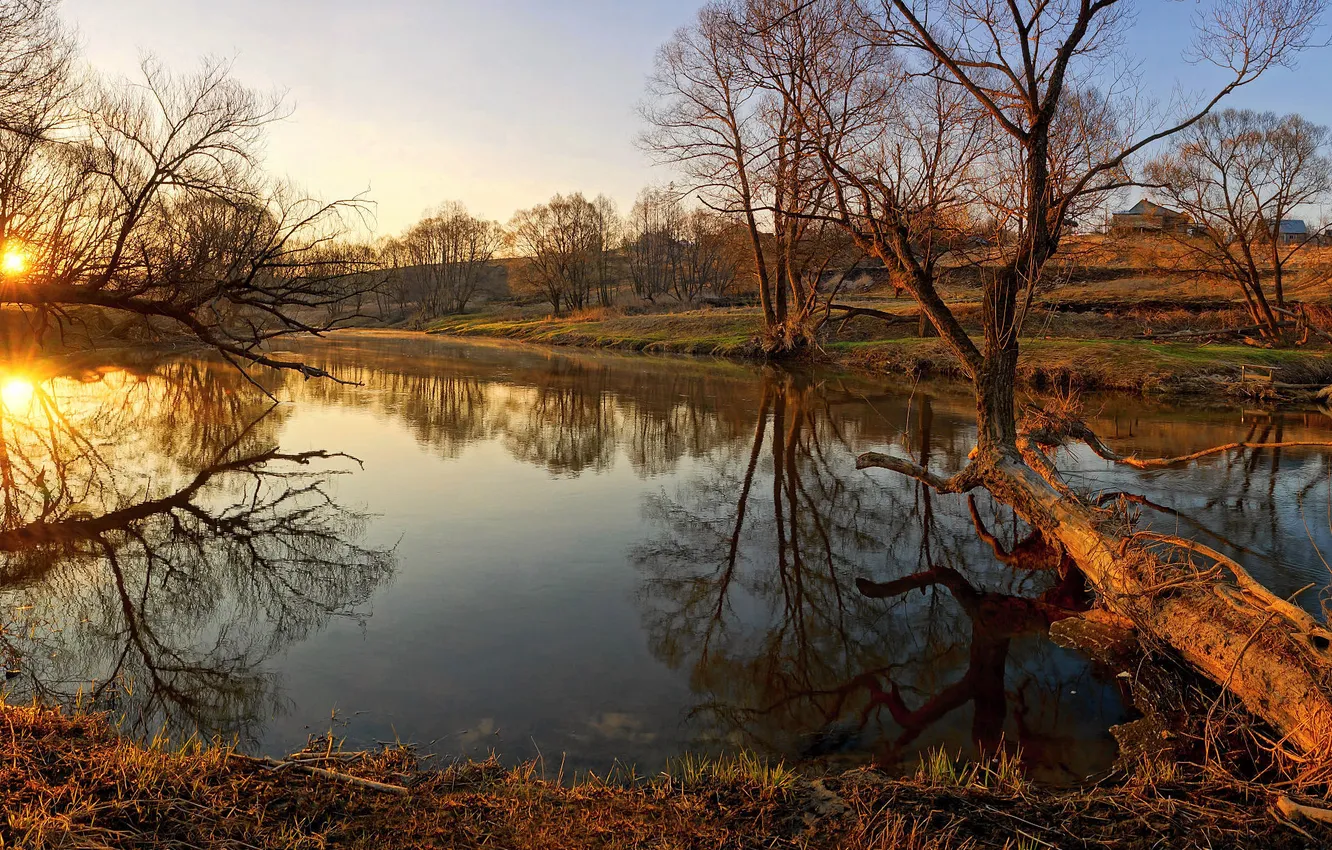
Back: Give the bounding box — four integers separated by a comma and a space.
428, 309, 766, 357
833, 337, 1332, 394
427, 309, 1332, 397
3, 703, 1325, 849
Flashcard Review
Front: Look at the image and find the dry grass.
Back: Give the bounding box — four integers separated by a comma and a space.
0, 702, 786, 849
563, 305, 622, 323
0, 702, 1328, 848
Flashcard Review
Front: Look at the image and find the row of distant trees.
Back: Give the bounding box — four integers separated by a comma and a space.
375, 188, 753, 318
384, 96, 1332, 343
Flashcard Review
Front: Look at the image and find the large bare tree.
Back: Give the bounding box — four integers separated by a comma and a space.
649, 0, 1332, 765
643, 3, 859, 351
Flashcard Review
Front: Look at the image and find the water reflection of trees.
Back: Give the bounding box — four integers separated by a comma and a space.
0, 361, 393, 745
635, 374, 1119, 782
286, 337, 759, 475
14, 335, 1332, 772
270, 338, 1133, 777
1067, 410, 1332, 604
501, 363, 620, 475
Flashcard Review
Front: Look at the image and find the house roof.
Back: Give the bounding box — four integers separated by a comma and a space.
1113, 198, 1186, 217
1279, 219, 1308, 235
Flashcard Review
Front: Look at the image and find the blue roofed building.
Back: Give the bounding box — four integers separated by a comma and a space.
1275, 219, 1308, 245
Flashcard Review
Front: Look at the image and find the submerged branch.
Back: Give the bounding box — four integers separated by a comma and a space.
1090, 439, 1332, 471
1024, 411, 1332, 470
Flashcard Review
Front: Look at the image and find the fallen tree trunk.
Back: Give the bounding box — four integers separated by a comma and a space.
858, 445, 1332, 764
1140, 321, 1295, 341
824, 303, 916, 327
998, 456, 1332, 759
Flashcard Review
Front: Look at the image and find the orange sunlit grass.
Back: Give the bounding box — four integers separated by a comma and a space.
1, 248, 28, 275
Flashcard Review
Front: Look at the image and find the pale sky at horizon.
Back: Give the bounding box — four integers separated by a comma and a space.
60, 0, 1332, 236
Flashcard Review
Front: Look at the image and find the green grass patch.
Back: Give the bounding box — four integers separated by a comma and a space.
663, 751, 799, 793
429, 310, 765, 357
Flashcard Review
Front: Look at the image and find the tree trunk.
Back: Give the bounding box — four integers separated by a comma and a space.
975, 352, 1020, 457
1240, 271, 1284, 341
917, 310, 937, 338
1272, 237, 1286, 310
977, 456, 1332, 760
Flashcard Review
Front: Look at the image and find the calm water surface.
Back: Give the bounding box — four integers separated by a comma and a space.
3, 331, 1332, 783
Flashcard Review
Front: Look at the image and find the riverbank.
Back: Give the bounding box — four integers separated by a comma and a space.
2, 703, 1324, 849
427, 309, 1332, 399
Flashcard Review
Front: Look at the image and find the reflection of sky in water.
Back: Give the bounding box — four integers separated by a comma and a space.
2, 332, 1331, 782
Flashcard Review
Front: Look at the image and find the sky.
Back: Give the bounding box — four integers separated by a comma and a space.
59, 0, 1332, 237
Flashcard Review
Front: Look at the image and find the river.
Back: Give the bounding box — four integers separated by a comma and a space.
1, 331, 1329, 783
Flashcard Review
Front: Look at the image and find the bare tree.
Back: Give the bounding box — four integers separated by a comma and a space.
626, 189, 742, 304
508, 192, 602, 315
643, 1, 865, 351
626, 186, 685, 303
1147, 110, 1332, 341
370, 234, 413, 317
649, 0, 1332, 762
590, 193, 621, 308
0, 0, 72, 135
0, 23, 380, 383
677, 208, 739, 300
643, 8, 769, 316
401, 201, 505, 316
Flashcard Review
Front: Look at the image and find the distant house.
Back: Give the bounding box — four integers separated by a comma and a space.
1275, 219, 1308, 245
1110, 199, 1192, 236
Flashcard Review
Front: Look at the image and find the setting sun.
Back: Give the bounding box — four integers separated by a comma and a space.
0, 377, 34, 411
1, 249, 27, 275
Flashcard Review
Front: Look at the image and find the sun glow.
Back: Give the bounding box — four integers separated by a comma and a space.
1, 377, 34, 411
1, 249, 27, 275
